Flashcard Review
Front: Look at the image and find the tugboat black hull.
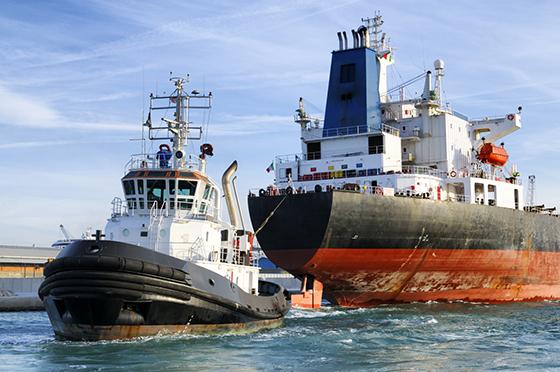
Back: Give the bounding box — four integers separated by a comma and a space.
39, 240, 288, 341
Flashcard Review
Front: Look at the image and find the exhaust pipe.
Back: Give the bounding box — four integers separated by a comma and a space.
357, 26, 368, 48
357, 29, 363, 47
222, 161, 241, 229
351, 29, 358, 48
342, 31, 348, 49
337, 32, 343, 51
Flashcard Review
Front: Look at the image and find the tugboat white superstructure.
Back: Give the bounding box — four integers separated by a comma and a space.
40, 77, 288, 340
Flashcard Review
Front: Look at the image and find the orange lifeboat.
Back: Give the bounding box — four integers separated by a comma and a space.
477, 143, 509, 166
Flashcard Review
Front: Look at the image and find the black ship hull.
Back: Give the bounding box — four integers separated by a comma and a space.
39, 240, 289, 340
248, 190, 560, 306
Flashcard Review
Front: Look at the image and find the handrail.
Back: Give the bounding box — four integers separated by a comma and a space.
125, 153, 203, 173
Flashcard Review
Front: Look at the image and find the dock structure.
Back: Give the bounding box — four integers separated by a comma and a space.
0, 245, 59, 278
0, 245, 60, 311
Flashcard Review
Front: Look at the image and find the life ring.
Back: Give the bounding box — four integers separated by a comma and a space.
159, 144, 171, 152
450, 170, 457, 177
286, 186, 293, 195
507, 114, 515, 121
259, 189, 266, 197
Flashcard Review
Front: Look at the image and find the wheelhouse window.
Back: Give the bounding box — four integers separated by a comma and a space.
147, 179, 167, 208
127, 198, 137, 209
178, 180, 197, 196
136, 179, 144, 194
123, 180, 135, 195
202, 184, 211, 200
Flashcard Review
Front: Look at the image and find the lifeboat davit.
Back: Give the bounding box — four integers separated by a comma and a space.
478, 143, 509, 166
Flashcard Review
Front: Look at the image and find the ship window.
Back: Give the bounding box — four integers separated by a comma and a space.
347, 169, 356, 178
127, 198, 136, 209
169, 179, 176, 195
488, 184, 497, 206
123, 180, 135, 195
340, 63, 356, 83
200, 202, 208, 214
307, 142, 321, 160
147, 179, 167, 208
285, 168, 292, 179
177, 198, 193, 210
403, 147, 407, 153
136, 179, 144, 194
368, 135, 384, 154
203, 184, 211, 200
138, 198, 145, 209
178, 180, 197, 196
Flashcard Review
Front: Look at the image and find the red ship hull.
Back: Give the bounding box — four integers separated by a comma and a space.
267, 248, 560, 306
248, 191, 560, 307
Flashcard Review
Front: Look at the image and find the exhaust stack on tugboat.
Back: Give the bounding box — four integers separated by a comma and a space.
248, 14, 560, 308
39, 76, 289, 341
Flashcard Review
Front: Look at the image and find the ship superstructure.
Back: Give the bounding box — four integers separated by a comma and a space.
274, 15, 523, 210
248, 14, 560, 308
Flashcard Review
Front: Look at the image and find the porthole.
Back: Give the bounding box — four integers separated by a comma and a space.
208, 278, 215, 286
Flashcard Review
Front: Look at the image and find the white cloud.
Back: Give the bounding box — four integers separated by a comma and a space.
0, 83, 138, 131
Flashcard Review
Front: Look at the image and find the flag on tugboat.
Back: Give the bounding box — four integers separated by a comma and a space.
266, 162, 274, 173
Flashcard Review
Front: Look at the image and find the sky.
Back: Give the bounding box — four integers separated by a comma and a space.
1, 0, 560, 246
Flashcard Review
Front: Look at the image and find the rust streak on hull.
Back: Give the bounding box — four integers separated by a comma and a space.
267, 248, 560, 307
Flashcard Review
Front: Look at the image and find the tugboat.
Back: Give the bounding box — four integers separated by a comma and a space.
248, 14, 560, 308
39, 76, 289, 340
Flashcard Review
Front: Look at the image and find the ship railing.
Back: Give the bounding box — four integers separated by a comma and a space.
111, 197, 129, 217
174, 201, 218, 221
172, 238, 211, 262
447, 194, 470, 203
402, 165, 447, 178
126, 153, 203, 173
322, 123, 400, 138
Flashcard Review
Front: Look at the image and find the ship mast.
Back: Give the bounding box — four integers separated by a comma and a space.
145, 75, 212, 171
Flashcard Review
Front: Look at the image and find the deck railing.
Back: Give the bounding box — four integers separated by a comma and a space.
125, 153, 203, 173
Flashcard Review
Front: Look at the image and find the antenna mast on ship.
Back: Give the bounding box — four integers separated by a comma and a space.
362, 12, 385, 53
144, 74, 212, 170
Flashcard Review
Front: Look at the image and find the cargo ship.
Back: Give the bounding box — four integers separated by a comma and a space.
248, 14, 560, 308
39, 76, 288, 340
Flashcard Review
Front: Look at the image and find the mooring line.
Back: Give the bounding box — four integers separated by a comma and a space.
254, 195, 288, 236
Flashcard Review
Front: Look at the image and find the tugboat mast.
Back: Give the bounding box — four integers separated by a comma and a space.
145, 75, 212, 171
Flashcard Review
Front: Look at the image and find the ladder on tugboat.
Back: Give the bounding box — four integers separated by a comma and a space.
148, 202, 167, 252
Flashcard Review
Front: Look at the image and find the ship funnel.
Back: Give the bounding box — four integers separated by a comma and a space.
222, 161, 241, 229
342, 31, 348, 49
337, 32, 343, 51
351, 29, 358, 48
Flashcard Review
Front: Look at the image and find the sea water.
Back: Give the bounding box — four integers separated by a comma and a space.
1, 302, 559, 371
